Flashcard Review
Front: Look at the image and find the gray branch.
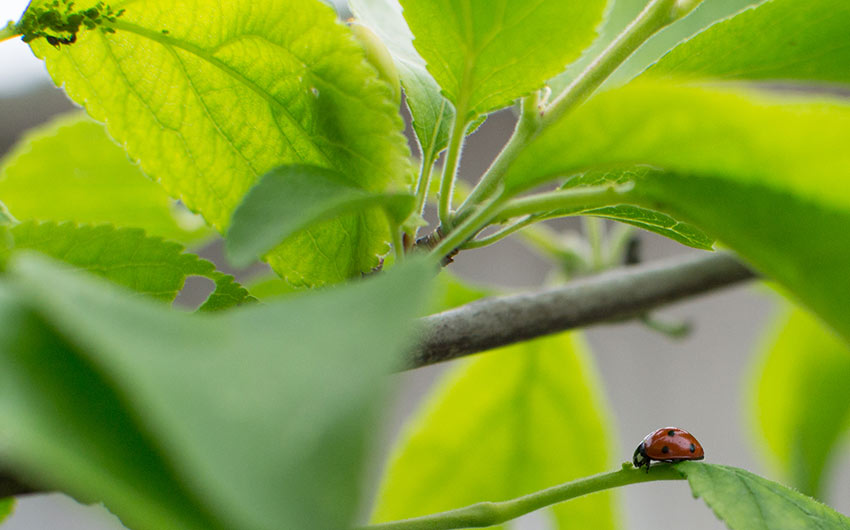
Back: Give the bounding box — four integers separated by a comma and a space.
411, 252, 755, 368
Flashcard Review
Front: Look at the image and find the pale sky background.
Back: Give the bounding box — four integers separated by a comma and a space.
0, 0, 52, 95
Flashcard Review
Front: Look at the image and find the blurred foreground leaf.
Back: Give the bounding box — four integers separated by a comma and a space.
504, 81, 850, 344
0, 254, 432, 529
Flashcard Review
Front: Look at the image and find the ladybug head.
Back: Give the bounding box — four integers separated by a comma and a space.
633, 441, 648, 470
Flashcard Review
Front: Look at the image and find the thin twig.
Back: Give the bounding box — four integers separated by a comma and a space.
410, 252, 755, 368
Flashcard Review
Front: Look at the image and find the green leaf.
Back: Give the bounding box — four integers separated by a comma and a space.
0, 499, 14, 523
550, 0, 762, 93
0, 254, 432, 530
0, 114, 208, 243
1, 221, 253, 310
349, 0, 455, 162
372, 332, 619, 529
0, 288, 219, 530
751, 305, 850, 498
556, 170, 714, 250
678, 462, 850, 530
647, 0, 850, 85
503, 81, 850, 343
398, 0, 607, 120
427, 270, 493, 314
27, 0, 412, 286
226, 165, 414, 268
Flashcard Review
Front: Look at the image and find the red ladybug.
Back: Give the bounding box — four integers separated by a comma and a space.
633, 427, 704, 472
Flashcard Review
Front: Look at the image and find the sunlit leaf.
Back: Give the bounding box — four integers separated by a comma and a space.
372, 332, 619, 529
0, 114, 208, 243
647, 0, 850, 85
399, 0, 607, 120
751, 305, 850, 498
0, 254, 432, 530
349, 0, 455, 162
503, 81, 850, 343
26, 0, 412, 286
551, 0, 762, 93
679, 462, 850, 530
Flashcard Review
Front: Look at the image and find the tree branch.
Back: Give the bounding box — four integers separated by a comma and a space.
411, 252, 755, 368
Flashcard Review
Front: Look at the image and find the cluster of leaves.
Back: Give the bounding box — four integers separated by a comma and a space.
0, 0, 849, 529
18, 0, 123, 47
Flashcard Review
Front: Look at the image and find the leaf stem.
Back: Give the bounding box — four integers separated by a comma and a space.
454, 0, 682, 224
438, 113, 469, 230
454, 93, 541, 224
391, 224, 404, 262
361, 465, 683, 530
542, 0, 679, 127
493, 183, 636, 221
583, 217, 606, 271
461, 215, 539, 249
0, 21, 21, 44
430, 194, 504, 260
413, 152, 437, 218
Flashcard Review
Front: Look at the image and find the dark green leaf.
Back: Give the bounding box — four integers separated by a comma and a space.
679, 462, 850, 530
226, 165, 414, 268
0, 254, 432, 530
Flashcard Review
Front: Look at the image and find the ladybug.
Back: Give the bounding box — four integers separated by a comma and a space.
633, 427, 704, 472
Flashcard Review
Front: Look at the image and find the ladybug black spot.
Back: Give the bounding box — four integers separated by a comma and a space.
668, 430, 676, 437
662, 446, 670, 454
690, 443, 696, 453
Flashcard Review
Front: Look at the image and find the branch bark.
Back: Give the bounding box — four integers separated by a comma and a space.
411, 252, 756, 368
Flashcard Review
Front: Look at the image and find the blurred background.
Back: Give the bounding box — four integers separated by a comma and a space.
1, 0, 849, 529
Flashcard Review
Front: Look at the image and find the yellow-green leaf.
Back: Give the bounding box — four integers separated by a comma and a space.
399, 0, 607, 120
0, 114, 207, 244
647, 0, 850, 85
751, 305, 850, 498
25, 0, 412, 286
503, 81, 850, 344
372, 332, 619, 529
